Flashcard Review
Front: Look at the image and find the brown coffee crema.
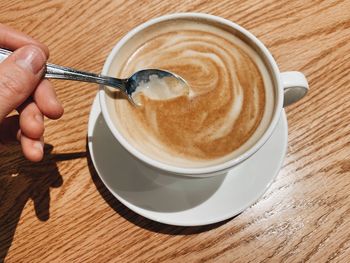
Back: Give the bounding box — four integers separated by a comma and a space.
113, 20, 274, 167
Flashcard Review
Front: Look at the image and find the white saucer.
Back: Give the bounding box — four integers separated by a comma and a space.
88, 95, 288, 226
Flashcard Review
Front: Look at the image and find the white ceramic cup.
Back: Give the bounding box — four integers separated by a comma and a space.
99, 13, 308, 177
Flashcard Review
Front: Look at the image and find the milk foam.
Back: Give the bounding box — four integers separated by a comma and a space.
112, 19, 274, 168
132, 74, 189, 105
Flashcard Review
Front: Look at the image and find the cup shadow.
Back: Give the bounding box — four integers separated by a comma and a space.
0, 144, 86, 263
87, 148, 232, 234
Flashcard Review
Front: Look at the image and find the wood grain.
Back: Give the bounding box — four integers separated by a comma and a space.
0, 0, 350, 262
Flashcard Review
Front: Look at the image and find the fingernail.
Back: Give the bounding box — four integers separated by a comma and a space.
35, 114, 44, 125
15, 46, 46, 74
33, 137, 44, 153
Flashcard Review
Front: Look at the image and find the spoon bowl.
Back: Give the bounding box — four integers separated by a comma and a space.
127, 69, 189, 106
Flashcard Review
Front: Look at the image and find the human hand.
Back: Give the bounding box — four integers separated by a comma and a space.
0, 24, 63, 162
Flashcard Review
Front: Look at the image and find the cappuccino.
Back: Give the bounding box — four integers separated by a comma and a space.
112, 18, 274, 167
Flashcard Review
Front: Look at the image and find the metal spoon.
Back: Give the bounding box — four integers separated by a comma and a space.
0, 48, 188, 105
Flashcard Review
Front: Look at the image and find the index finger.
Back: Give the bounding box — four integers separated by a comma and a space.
0, 23, 49, 57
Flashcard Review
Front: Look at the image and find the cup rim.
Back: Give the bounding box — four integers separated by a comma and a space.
99, 12, 283, 176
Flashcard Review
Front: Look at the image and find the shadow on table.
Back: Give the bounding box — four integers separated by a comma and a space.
0, 143, 86, 263
0, 141, 230, 262
87, 146, 232, 235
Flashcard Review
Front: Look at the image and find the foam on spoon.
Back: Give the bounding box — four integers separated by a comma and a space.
132, 74, 189, 105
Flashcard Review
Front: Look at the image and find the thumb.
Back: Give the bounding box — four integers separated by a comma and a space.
0, 45, 47, 122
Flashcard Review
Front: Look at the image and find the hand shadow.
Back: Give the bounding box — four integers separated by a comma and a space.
0, 143, 86, 263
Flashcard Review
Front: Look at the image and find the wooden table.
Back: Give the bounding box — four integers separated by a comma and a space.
1, 0, 349, 262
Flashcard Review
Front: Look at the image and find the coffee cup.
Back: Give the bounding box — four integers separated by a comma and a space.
99, 13, 308, 177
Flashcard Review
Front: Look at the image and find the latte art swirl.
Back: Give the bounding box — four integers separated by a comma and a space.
113, 20, 274, 167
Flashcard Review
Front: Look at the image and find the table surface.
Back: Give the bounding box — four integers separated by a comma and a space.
1, 0, 350, 262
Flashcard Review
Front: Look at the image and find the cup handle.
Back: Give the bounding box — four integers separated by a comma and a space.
280, 71, 309, 107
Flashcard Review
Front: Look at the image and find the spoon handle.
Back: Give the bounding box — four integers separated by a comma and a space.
0, 48, 126, 90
